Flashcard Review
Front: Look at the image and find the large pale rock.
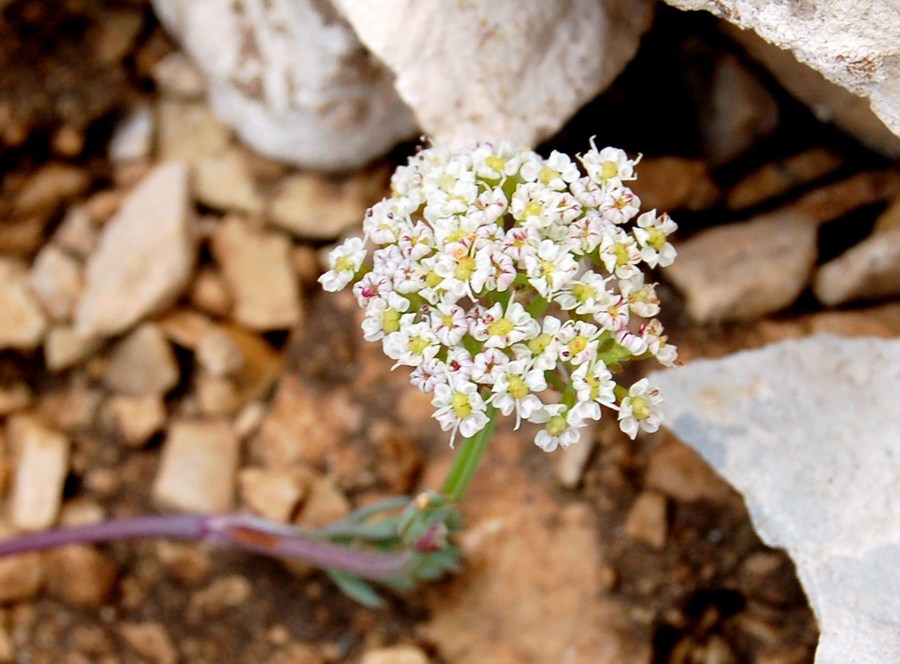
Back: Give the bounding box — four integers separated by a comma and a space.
663, 1, 900, 151
814, 229, 900, 306
665, 211, 817, 322
336, 0, 654, 148
76, 163, 195, 337
150, 0, 417, 170
650, 335, 900, 663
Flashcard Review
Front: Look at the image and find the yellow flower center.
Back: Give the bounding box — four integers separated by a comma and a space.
382, 309, 401, 334
485, 156, 506, 173
547, 414, 568, 436
334, 256, 354, 272
487, 317, 514, 337
539, 166, 560, 185
409, 336, 430, 355
439, 173, 456, 192
426, 270, 442, 288
601, 161, 619, 180
586, 375, 602, 401
540, 259, 556, 277
507, 375, 529, 400
524, 200, 543, 218
568, 336, 588, 356
614, 244, 631, 266
631, 395, 651, 421
454, 256, 476, 281
647, 227, 666, 250
571, 283, 592, 303
451, 391, 472, 419
528, 333, 552, 355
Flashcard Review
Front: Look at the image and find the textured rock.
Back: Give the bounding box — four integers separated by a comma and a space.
665, 211, 817, 322
210, 217, 301, 330
118, 622, 178, 664
76, 163, 196, 337
153, 419, 240, 513
150, 0, 417, 170
0, 259, 47, 350
663, 1, 900, 148
103, 324, 180, 396
813, 230, 900, 306
337, 0, 654, 148
7, 415, 70, 531
723, 23, 900, 158
650, 335, 900, 664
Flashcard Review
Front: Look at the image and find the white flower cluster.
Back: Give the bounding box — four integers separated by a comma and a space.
320, 140, 677, 451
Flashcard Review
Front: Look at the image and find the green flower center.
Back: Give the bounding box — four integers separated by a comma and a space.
571, 283, 592, 303
485, 156, 506, 173
524, 200, 543, 218
538, 166, 559, 185
507, 375, 529, 400
568, 335, 588, 356
601, 161, 619, 180
334, 256, 354, 272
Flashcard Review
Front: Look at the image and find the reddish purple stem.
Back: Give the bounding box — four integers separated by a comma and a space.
0, 513, 412, 580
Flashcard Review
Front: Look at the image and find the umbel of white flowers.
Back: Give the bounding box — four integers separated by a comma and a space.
320, 140, 678, 452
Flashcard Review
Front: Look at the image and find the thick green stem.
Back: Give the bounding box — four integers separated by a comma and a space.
440, 405, 498, 502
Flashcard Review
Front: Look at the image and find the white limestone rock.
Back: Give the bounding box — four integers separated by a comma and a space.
76, 163, 196, 337
664, 211, 817, 322
663, 0, 900, 150
650, 334, 900, 663
150, 0, 417, 171
335, 0, 654, 148
7, 415, 70, 531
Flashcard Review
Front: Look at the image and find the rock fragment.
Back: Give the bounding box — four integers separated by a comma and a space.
157, 99, 231, 164
152, 51, 206, 99
103, 324, 180, 396
211, 217, 301, 330
0, 259, 48, 350
28, 245, 84, 322
238, 466, 307, 522
813, 230, 900, 306
268, 171, 380, 240
76, 162, 196, 337
665, 211, 817, 322
43, 545, 118, 608
118, 622, 179, 664
194, 147, 264, 214
623, 491, 668, 550
7, 415, 69, 531
360, 645, 429, 664
44, 326, 104, 372
14, 163, 90, 217
727, 148, 844, 210
153, 419, 240, 513
106, 394, 166, 447
645, 434, 731, 503
109, 104, 154, 164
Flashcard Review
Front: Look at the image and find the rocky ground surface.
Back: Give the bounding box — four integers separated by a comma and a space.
0, 1, 898, 662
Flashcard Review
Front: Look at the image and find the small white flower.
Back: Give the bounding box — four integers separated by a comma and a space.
633, 210, 678, 268
410, 357, 446, 394
445, 347, 476, 381
361, 292, 410, 342
557, 320, 601, 366
471, 301, 540, 349
524, 239, 579, 298
518, 315, 564, 371
471, 245, 516, 294
352, 272, 393, 308
640, 319, 678, 367
491, 359, 546, 429
555, 271, 610, 315
572, 360, 617, 421
600, 189, 641, 225
619, 274, 661, 318
618, 378, 663, 440
430, 302, 468, 347
580, 141, 639, 189
471, 348, 509, 386
431, 376, 489, 447
502, 225, 541, 262
319, 237, 367, 292
383, 316, 440, 368
598, 227, 641, 279
529, 404, 588, 452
